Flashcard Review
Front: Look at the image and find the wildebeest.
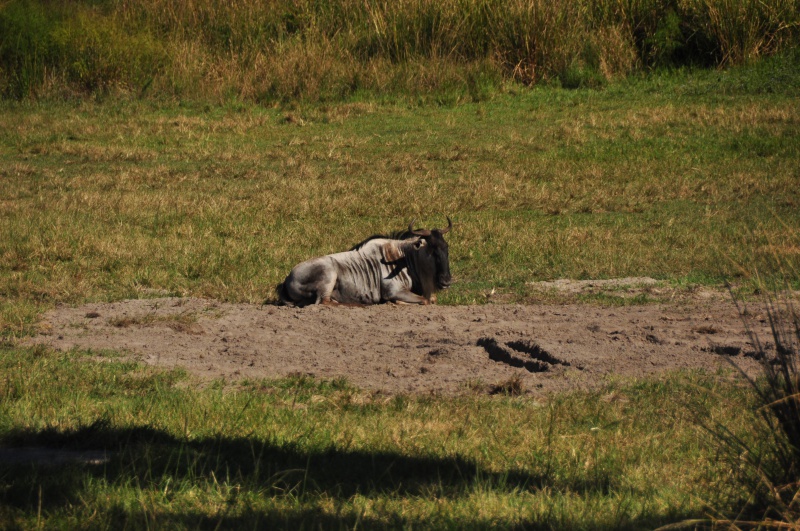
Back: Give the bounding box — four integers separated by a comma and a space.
277, 218, 452, 306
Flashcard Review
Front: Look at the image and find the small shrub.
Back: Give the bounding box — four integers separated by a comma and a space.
0, 0, 58, 98
559, 61, 607, 90
645, 9, 685, 67
50, 10, 167, 93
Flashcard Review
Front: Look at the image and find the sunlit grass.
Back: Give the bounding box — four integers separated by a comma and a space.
2, 66, 799, 336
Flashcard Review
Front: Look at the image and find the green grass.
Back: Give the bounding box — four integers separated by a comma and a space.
0, 344, 759, 529
2, 60, 799, 335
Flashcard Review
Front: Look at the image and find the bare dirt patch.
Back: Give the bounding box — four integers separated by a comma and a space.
27, 289, 783, 395
529, 277, 662, 293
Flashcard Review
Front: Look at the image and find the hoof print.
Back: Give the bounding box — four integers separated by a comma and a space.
478, 338, 569, 373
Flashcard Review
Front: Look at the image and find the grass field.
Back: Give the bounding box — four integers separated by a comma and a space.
2, 54, 800, 337
2, 51, 800, 528
0, 344, 761, 528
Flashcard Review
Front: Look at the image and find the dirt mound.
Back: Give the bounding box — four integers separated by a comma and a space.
29, 295, 775, 395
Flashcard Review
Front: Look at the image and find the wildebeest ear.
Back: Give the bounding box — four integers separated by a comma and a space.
414, 239, 426, 249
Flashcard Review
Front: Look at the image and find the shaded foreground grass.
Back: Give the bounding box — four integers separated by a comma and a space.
2, 63, 800, 336
0, 344, 757, 529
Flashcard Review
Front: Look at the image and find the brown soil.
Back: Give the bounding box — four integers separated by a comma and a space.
29, 284, 782, 395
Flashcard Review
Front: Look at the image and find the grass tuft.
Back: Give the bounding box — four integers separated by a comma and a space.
703, 291, 800, 527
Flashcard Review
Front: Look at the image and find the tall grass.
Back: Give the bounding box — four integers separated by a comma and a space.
691, 292, 799, 528
1, 0, 798, 101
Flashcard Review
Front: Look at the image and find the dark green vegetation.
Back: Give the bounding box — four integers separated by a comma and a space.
0, 344, 762, 528
1, 0, 799, 101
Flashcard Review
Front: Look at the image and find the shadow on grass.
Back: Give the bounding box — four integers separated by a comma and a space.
62, 505, 699, 530
0, 421, 696, 529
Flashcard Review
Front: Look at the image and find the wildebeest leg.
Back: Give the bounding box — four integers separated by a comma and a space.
280, 276, 316, 306
314, 274, 338, 304
389, 290, 430, 305
283, 259, 338, 306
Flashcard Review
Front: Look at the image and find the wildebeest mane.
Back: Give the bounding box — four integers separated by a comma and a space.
349, 230, 416, 251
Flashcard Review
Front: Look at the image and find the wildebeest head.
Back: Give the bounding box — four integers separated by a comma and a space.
408, 217, 452, 290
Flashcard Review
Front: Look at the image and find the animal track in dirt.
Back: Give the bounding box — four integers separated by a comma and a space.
702, 344, 765, 361
478, 338, 570, 373
506, 340, 572, 368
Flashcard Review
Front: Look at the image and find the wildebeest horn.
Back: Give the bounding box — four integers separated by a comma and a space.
439, 216, 452, 235
408, 218, 431, 237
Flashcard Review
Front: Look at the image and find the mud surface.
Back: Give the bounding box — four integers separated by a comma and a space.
29, 288, 781, 395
